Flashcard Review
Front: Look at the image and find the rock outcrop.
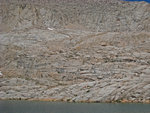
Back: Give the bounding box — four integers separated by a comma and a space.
0, 0, 150, 32
0, 0, 150, 103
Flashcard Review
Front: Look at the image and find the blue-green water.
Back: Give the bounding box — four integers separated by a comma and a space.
0, 100, 150, 113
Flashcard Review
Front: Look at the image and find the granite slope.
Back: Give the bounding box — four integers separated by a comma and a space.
0, 0, 150, 103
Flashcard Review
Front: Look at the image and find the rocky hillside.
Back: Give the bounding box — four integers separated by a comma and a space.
0, 0, 150, 32
0, 0, 150, 103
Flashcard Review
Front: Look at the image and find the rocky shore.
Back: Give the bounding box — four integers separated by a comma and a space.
0, 0, 150, 103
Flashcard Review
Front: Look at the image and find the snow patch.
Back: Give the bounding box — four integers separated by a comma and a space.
48, 27, 54, 31
0, 71, 3, 76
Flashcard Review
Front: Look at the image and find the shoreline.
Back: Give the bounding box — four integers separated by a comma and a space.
0, 98, 150, 104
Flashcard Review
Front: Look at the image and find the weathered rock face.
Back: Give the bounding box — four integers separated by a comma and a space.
0, 0, 150, 32
0, 0, 150, 103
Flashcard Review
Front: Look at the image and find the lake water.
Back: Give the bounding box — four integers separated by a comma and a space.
0, 100, 150, 113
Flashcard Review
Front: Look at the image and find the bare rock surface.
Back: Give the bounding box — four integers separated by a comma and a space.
0, 0, 150, 103
0, 0, 150, 32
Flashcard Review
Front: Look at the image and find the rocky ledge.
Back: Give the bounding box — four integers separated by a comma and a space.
0, 0, 150, 103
